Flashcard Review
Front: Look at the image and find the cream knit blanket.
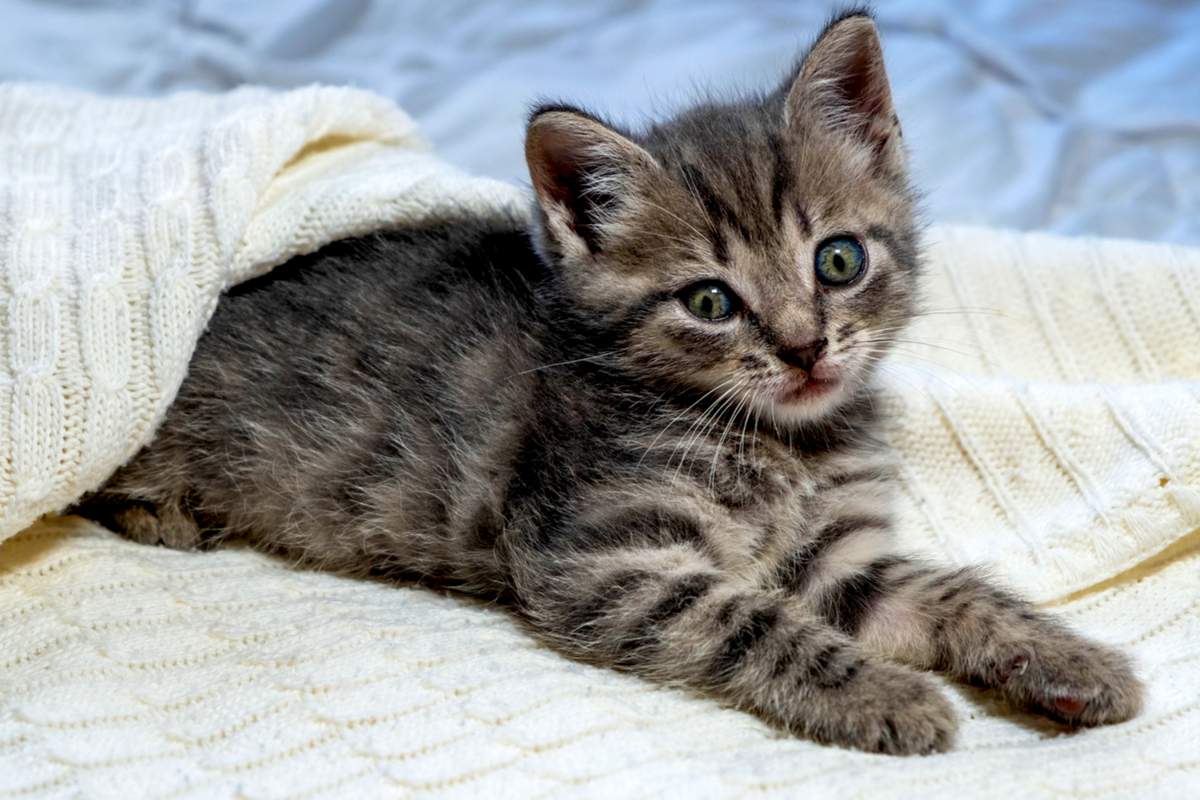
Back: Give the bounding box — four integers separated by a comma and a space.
1, 86, 1198, 797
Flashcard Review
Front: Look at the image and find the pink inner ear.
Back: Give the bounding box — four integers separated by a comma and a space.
525, 111, 660, 254
526, 123, 586, 207
525, 113, 635, 253
787, 16, 898, 153
838, 49, 891, 134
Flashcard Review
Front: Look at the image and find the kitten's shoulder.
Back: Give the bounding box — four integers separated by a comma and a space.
373, 210, 547, 292
228, 209, 544, 301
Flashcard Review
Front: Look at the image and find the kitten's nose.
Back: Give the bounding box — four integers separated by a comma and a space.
777, 338, 827, 373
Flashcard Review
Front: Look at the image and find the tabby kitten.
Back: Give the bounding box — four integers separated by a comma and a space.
79, 11, 1142, 754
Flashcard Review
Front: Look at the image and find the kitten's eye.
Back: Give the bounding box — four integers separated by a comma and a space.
815, 235, 867, 286
681, 282, 739, 321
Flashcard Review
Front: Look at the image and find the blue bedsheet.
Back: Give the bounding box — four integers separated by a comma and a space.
5, 0, 1197, 244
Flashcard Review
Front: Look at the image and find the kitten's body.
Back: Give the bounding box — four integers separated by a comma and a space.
80, 12, 1141, 753
97, 215, 888, 591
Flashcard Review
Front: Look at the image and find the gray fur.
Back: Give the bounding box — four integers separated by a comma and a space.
78, 10, 1141, 754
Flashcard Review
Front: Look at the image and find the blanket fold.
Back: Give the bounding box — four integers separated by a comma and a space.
0, 85, 1197, 797
0, 83, 524, 540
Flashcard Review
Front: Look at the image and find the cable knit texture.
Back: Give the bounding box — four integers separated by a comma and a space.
1, 85, 1198, 797
0, 82, 523, 540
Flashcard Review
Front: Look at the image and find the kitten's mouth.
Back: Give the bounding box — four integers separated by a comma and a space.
776, 375, 841, 404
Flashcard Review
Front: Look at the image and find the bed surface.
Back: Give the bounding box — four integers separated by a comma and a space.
4, 0, 1198, 244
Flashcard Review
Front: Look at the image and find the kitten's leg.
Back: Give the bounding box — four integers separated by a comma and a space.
72, 491, 206, 550
509, 543, 956, 754
73, 442, 218, 549
842, 559, 1143, 726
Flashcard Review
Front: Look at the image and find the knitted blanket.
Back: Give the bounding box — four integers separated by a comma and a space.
0, 83, 524, 542
1, 86, 1198, 797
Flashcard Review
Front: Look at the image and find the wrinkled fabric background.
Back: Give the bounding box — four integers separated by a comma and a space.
4, 0, 1198, 244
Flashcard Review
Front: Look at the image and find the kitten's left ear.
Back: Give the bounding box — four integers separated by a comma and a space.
525, 106, 659, 261
785, 12, 904, 172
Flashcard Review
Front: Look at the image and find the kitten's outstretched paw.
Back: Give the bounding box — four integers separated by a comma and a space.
991, 638, 1143, 727
804, 661, 957, 755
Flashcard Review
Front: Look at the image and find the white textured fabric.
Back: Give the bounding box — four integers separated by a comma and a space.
1, 86, 1199, 797
0, 83, 523, 542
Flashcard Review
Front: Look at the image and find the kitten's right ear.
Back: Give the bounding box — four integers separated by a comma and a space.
784, 11, 904, 173
525, 106, 657, 259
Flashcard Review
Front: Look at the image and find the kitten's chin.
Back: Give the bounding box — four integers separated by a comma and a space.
761, 377, 849, 426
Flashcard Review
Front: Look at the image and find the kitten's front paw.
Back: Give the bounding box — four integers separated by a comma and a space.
803, 660, 957, 755
990, 635, 1143, 727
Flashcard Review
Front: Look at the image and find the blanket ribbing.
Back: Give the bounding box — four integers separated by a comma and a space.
0, 85, 1197, 797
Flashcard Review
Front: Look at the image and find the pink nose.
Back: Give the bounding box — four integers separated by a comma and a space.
777, 338, 827, 372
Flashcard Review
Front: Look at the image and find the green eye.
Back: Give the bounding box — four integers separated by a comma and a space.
815, 235, 867, 286
682, 282, 738, 321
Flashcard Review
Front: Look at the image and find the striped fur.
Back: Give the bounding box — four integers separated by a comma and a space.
79, 10, 1141, 754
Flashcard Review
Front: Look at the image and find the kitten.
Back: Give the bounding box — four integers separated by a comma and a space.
77, 10, 1142, 754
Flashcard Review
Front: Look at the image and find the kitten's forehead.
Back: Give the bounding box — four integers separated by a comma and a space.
646, 103, 792, 245
640, 98, 908, 259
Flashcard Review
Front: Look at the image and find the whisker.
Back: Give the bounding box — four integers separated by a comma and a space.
853, 328, 984, 359
639, 198, 709, 242
878, 346, 973, 373
643, 228, 703, 251
864, 340, 984, 362
669, 379, 744, 481
677, 380, 746, 482
736, 387, 756, 479
858, 323, 980, 345
675, 169, 720, 240
639, 378, 735, 468
691, 381, 745, 450
874, 364, 961, 401
885, 337, 981, 357
510, 351, 617, 377
751, 396, 761, 464
709, 387, 751, 488
909, 306, 1007, 319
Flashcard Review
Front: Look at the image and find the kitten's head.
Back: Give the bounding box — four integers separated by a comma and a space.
525, 10, 919, 426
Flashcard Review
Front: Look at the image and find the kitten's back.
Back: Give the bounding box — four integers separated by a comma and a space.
94, 214, 549, 585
